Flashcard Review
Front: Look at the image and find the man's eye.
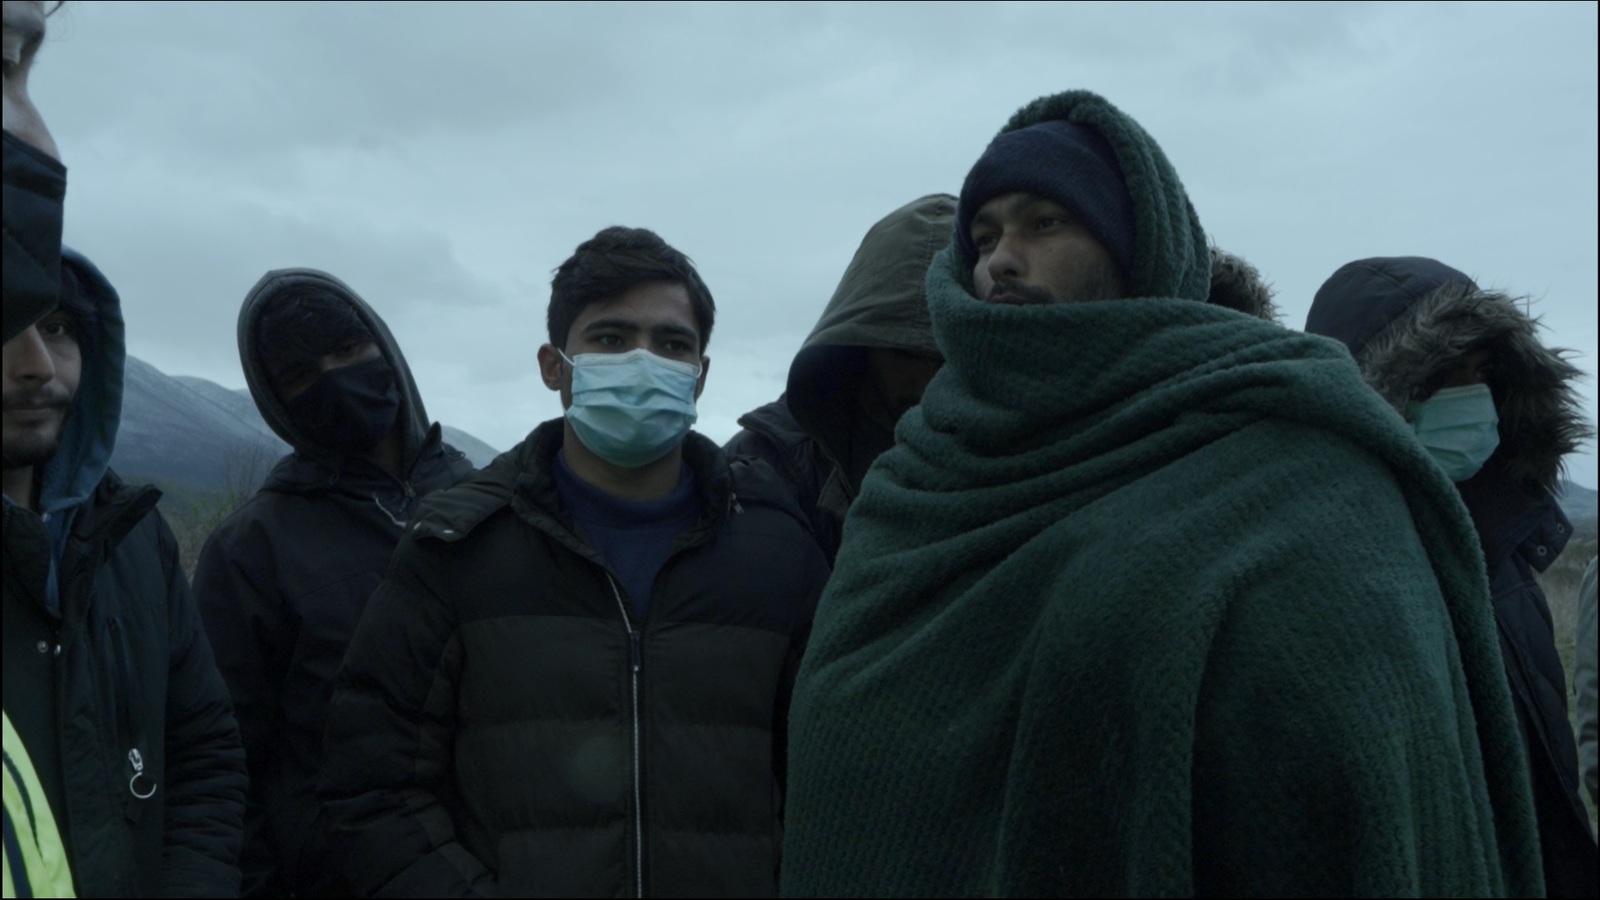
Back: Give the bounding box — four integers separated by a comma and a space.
973, 233, 998, 251
1035, 216, 1061, 230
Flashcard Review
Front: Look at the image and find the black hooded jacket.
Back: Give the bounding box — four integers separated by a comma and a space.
193, 268, 474, 896
319, 422, 828, 897
3, 250, 248, 897
1307, 256, 1597, 898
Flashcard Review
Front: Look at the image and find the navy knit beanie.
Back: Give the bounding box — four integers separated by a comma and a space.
955, 120, 1135, 278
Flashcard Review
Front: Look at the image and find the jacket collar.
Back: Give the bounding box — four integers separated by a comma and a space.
411, 419, 733, 545
1457, 459, 1571, 572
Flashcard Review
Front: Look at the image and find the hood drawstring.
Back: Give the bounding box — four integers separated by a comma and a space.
372, 481, 416, 529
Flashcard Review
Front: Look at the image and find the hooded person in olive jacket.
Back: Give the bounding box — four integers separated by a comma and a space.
321, 226, 829, 897
724, 194, 953, 564
727, 194, 1280, 564
1307, 256, 1599, 897
193, 268, 475, 897
4, 250, 248, 898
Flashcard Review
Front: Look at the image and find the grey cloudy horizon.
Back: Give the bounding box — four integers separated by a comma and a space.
34, 1, 1599, 488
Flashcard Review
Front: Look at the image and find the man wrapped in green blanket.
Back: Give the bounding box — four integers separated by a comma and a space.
779, 90, 1544, 897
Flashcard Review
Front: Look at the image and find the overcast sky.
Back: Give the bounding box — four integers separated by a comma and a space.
33, 1, 1599, 488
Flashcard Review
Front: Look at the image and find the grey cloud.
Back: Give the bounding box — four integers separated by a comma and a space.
32, 0, 1599, 480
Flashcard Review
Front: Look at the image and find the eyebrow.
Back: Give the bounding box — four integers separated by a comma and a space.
972, 194, 1049, 231
650, 323, 699, 343
581, 317, 641, 335
581, 318, 700, 342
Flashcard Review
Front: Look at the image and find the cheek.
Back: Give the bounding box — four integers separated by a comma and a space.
972, 259, 995, 296
52, 351, 84, 396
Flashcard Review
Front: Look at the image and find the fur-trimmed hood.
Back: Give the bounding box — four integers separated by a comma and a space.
1208, 246, 1278, 322
1306, 256, 1590, 492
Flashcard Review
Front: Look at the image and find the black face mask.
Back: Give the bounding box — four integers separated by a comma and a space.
3, 130, 68, 346
284, 356, 403, 455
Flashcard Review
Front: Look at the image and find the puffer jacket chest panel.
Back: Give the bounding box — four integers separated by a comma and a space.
454, 615, 631, 829
649, 505, 824, 636
641, 622, 790, 831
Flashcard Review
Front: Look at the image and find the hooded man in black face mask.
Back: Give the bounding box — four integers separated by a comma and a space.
193, 268, 476, 897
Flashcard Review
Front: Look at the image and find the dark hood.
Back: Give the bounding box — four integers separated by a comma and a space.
36, 248, 124, 520
786, 193, 955, 468
1306, 256, 1590, 492
237, 268, 434, 467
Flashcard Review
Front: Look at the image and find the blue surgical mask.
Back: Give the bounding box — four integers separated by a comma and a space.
1409, 383, 1500, 482
561, 348, 701, 468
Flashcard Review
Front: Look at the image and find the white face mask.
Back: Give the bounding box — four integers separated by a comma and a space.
560, 348, 701, 468
1409, 383, 1500, 482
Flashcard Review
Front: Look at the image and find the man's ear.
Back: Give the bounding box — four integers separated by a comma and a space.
692, 355, 710, 401
536, 344, 566, 392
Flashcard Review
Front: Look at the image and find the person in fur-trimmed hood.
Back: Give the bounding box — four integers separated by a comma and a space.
780, 90, 1543, 898
1307, 256, 1599, 897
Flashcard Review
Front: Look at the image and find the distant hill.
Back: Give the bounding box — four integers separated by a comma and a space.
111, 356, 500, 495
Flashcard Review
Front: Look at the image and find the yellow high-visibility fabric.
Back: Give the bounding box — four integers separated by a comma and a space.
3, 711, 74, 898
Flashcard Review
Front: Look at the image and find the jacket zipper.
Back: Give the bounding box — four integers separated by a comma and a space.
606, 575, 644, 899
525, 474, 742, 896
108, 617, 157, 821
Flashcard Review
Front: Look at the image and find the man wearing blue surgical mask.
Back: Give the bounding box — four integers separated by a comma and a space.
1308, 256, 1598, 898
321, 226, 829, 897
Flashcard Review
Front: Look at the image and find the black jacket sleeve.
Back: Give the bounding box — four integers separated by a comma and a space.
193, 525, 290, 898
773, 538, 829, 800
320, 533, 494, 897
153, 512, 249, 897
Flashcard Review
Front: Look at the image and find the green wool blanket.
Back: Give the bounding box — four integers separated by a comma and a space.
780, 91, 1541, 899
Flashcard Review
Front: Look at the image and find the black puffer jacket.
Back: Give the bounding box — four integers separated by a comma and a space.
195, 268, 475, 896
1308, 256, 1597, 898
321, 422, 829, 897
2, 250, 247, 897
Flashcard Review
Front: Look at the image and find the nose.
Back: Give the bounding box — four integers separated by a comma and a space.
984, 231, 1025, 288
5, 324, 59, 384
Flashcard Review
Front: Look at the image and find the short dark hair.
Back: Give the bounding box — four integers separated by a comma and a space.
548, 226, 715, 351
256, 291, 374, 386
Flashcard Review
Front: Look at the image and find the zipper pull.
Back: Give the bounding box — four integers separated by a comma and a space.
629, 632, 641, 674
127, 747, 156, 800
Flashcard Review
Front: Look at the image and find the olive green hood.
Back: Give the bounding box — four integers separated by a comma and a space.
785, 193, 955, 474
